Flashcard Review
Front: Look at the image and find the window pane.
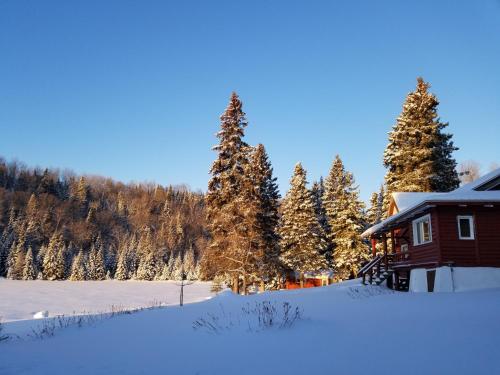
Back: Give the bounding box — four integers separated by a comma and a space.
459, 218, 471, 238
422, 220, 430, 242
416, 223, 422, 244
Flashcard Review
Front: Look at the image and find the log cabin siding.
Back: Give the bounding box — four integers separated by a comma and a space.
404, 208, 440, 265
437, 205, 500, 267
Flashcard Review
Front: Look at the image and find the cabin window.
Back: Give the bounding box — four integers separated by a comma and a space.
457, 215, 475, 240
412, 214, 432, 246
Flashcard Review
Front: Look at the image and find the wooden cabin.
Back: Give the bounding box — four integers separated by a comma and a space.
361, 168, 500, 292
285, 270, 334, 289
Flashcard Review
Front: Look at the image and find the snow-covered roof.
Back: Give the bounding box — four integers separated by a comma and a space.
392, 192, 442, 213
363, 169, 500, 238
454, 167, 500, 192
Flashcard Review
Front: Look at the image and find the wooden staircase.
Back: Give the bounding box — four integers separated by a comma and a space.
358, 254, 409, 291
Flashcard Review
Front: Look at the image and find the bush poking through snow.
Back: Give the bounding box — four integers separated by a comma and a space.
193, 301, 302, 334
346, 285, 395, 300
25, 302, 166, 341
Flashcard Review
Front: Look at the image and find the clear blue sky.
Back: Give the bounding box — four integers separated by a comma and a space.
1, 0, 499, 202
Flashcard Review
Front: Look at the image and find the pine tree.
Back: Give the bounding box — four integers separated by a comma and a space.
183, 244, 198, 280
311, 177, 332, 264
87, 244, 106, 280
7, 242, 24, 280
42, 234, 65, 280
23, 247, 38, 280
136, 252, 158, 281
115, 245, 130, 280
279, 163, 327, 287
323, 156, 368, 281
367, 187, 385, 226
69, 250, 87, 281
250, 144, 282, 282
202, 92, 257, 291
172, 254, 184, 281
384, 77, 459, 197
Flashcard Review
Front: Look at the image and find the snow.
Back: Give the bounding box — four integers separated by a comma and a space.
0, 279, 214, 323
454, 167, 500, 192
1, 281, 500, 374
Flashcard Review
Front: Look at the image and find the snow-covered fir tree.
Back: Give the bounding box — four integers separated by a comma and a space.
69, 250, 87, 281
323, 156, 369, 281
136, 251, 158, 281
115, 244, 130, 280
23, 246, 38, 280
279, 163, 327, 287
202, 92, 259, 291
367, 185, 385, 226
311, 177, 332, 264
250, 144, 282, 282
87, 244, 106, 280
42, 233, 65, 280
383, 77, 459, 201
7, 242, 24, 280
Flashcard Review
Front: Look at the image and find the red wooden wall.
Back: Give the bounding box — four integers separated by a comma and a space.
438, 205, 500, 267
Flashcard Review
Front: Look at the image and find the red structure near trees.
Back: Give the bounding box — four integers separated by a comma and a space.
361, 168, 500, 292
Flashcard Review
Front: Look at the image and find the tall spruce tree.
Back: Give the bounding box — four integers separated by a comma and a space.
87, 244, 106, 280
69, 250, 87, 281
42, 234, 65, 280
202, 93, 256, 292
23, 247, 38, 280
367, 186, 385, 226
279, 163, 327, 287
311, 177, 332, 264
250, 144, 282, 283
384, 77, 459, 199
323, 156, 368, 281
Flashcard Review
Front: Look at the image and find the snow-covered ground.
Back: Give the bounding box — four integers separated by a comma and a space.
1, 281, 500, 374
0, 279, 214, 322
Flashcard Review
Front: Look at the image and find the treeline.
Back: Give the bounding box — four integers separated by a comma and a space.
0, 77, 461, 289
0, 160, 207, 281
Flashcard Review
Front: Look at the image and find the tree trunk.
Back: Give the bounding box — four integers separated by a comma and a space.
242, 276, 247, 296
299, 272, 304, 288
259, 280, 265, 292
232, 275, 239, 294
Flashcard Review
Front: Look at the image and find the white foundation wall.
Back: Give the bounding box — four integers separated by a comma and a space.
409, 266, 500, 292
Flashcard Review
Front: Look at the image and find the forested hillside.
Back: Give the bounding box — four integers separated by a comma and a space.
0, 159, 207, 281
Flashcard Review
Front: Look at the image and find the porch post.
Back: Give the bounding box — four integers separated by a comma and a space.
371, 238, 377, 257
382, 233, 388, 266
390, 230, 396, 254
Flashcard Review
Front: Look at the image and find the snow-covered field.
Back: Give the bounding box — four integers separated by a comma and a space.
1, 280, 500, 375
0, 279, 214, 322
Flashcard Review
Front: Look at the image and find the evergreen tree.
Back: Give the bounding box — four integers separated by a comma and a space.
115, 245, 130, 280
311, 177, 332, 264
183, 244, 198, 280
202, 93, 258, 291
250, 144, 282, 282
7, 242, 24, 280
87, 244, 106, 280
367, 186, 384, 226
42, 234, 65, 280
23, 247, 38, 280
279, 163, 327, 287
323, 156, 368, 281
136, 252, 158, 281
69, 250, 87, 281
384, 77, 459, 198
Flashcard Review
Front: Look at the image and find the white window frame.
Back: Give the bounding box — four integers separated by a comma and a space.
412, 214, 432, 246
457, 215, 475, 240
